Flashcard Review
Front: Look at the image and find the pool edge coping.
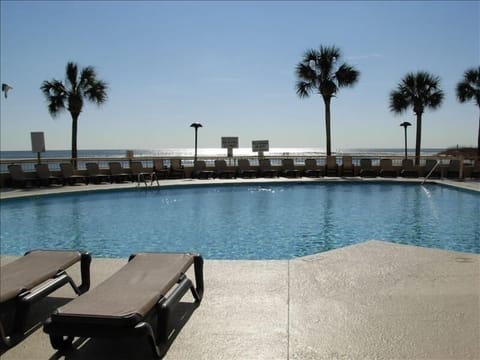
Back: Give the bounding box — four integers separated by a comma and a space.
1, 177, 479, 201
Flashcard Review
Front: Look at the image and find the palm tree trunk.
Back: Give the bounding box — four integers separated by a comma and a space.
477, 109, 480, 158
415, 113, 422, 165
324, 96, 332, 156
71, 113, 79, 169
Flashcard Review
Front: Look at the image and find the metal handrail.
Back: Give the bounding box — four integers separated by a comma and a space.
422, 161, 440, 184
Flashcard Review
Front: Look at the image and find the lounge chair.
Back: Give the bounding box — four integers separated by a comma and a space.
169, 159, 185, 179
43, 252, 204, 359
236, 159, 256, 178
60, 163, 88, 185
424, 159, 441, 178
109, 162, 131, 183
191, 160, 214, 179
280, 159, 301, 178
130, 161, 156, 186
445, 159, 461, 179
471, 160, 480, 179
302, 158, 323, 177
35, 163, 62, 186
340, 156, 355, 176
359, 159, 377, 177
214, 159, 236, 179
0, 250, 91, 347
379, 159, 397, 178
257, 159, 277, 178
325, 156, 338, 176
7, 164, 38, 188
86, 163, 111, 184
400, 159, 419, 178
153, 159, 169, 180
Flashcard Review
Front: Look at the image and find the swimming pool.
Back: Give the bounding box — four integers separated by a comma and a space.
1, 183, 479, 259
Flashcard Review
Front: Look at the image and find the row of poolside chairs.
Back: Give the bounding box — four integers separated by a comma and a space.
0, 249, 204, 358
7, 161, 163, 188
6, 157, 480, 188
187, 157, 480, 179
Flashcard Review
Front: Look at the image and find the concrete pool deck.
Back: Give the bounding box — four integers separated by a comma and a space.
0, 176, 479, 200
1, 178, 479, 359
0, 241, 478, 359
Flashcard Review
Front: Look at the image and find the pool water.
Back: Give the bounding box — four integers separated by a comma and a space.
1, 183, 479, 259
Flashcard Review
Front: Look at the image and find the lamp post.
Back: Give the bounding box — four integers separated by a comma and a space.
190, 122, 203, 163
1, 83, 13, 98
400, 121, 412, 159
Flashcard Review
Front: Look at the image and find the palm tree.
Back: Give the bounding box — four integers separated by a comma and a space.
295, 45, 360, 156
456, 66, 480, 158
389, 71, 444, 165
41, 62, 108, 167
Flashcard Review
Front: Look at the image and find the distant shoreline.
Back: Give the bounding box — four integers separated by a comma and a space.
0, 147, 446, 158
437, 147, 478, 158
1, 147, 477, 161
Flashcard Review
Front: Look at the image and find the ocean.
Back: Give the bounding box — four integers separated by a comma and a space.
0, 147, 443, 160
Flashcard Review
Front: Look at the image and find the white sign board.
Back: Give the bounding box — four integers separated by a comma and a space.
31, 132, 46, 153
221, 137, 239, 148
252, 140, 269, 152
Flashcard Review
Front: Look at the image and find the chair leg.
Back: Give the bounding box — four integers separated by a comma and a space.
193, 255, 204, 302
49, 334, 74, 350
78, 252, 91, 294
135, 322, 163, 359
0, 320, 12, 347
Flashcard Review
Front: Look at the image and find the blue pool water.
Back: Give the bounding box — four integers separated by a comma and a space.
1, 183, 479, 259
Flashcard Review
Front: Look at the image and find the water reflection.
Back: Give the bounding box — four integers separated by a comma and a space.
1, 184, 479, 258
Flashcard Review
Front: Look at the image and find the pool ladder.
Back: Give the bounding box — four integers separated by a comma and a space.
422, 161, 440, 185
136, 172, 160, 187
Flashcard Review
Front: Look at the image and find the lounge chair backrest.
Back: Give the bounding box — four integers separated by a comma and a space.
130, 161, 144, 174
35, 163, 51, 179
170, 159, 182, 169
360, 159, 372, 169
215, 159, 227, 170
327, 156, 337, 168
238, 159, 251, 170
304, 159, 317, 170
259, 159, 271, 170
380, 159, 393, 169
282, 159, 294, 169
8, 164, 26, 181
60, 163, 74, 177
86, 163, 100, 176
153, 159, 165, 170
342, 156, 353, 168
193, 160, 206, 171
109, 162, 125, 175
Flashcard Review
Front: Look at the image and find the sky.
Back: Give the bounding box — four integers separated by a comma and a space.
0, 0, 479, 152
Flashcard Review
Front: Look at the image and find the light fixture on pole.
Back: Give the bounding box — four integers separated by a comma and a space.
190, 122, 203, 163
400, 121, 412, 159
2, 83, 13, 98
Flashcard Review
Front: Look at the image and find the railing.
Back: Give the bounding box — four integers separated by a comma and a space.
0, 154, 477, 179
2, 154, 474, 173
422, 160, 441, 184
